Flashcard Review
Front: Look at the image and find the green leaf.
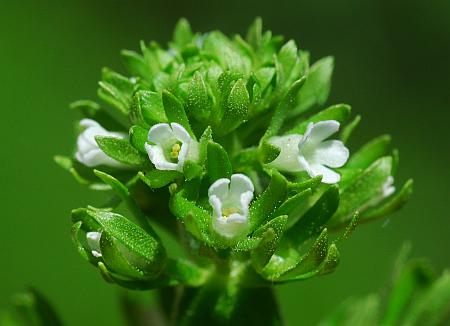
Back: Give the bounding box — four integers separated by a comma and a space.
120, 49, 151, 81
251, 215, 288, 272
347, 135, 391, 170
162, 90, 193, 136
207, 141, 232, 182
187, 71, 212, 122
330, 157, 393, 227
340, 114, 361, 144
262, 77, 306, 140
72, 207, 166, 280
129, 125, 148, 154
70, 100, 126, 131
293, 56, 334, 115
169, 191, 212, 244
288, 104, 351, 135
271, 188, 314, 226
218, 79, 250, 135
249, 171, 287, 230
95, 136, 147, 167
133, 90, 168, 125
97, 68, 135, 115
254, 67, 275, 92
139, 170, 182, 189
362, 179, 413, 221
173, 18, 193, 48
278, 228, 329, 281
287, 176, 322, 195
198, 126, 212, 163
276, 40, 298, 84
246, 17, 263, 49
286, 186, 339, 248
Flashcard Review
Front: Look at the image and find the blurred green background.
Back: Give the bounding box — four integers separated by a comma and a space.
1, 0, 449, 324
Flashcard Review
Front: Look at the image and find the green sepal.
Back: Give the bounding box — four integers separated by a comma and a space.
362, 179, 413, 221
251, 215, 288, 272
288, 103, 351, 135
246, 17, 263, 49
292, 56, 334, 115
285, 185, 339, 248
95, 136, 148, 167
120, 49, 151, 82
132, 90, 168, 125
72, 207, 167, 280
71, 221, 94, 263
249, 170, 287, 230
162, 90, 193, 136
271, 188, 315, 227
207, 141, 232, 182
183, 160, 203, 181
129, 125, 148, 154
187, 71, 212, 122
330, 156, 393, 227
287, 175, 322, 195
138, 170, 182, 189
276, 40, 298, 85
347, 135, 391, 170
198, 126, 213, 163
259, 142, 281, 164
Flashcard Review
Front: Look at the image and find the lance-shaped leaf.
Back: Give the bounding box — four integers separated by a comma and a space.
132, 90, 168, 126
288, 103, 351, 135
218, 78, 250, 135
183, 160, 203, 181
249, 171, 287, 230
271, 188, 317, 228
347, 135, 391, 170
277, 228, 329, 281
138, 170, 182, 189
95, 136, 148, 167
72, 208, 167, 280
251, 215, 288, 272
121, 49, 151, 81
262, 77, 306, 140
246, 17, 263, 49
340, 114, 361, 144
276, 40, 298, 85
207, 141, 232, 182
330, 156, 393, 227
292, 56, 334, 115
173, 18, 193, 48
285, 185, 339, 248
98, 68, 135, 115
187, 71, 212, 122
287, 175, 322, 195
162, 90, 193, 136
259, 142, 281, 164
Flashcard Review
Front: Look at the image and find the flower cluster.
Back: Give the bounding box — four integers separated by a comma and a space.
56, 19, 412, 312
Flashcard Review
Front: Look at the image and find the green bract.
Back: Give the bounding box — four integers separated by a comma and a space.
56, 18, 413, 324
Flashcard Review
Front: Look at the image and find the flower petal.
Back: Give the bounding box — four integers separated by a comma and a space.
267, 135, 304, 171
80, 119, 101, 129
314, 140, 349, 168
230, 174, 254, 194
309, 163, 341, 184
208, 178, 230, 200
145, 143, 179, 171
171, 123, 192, 143
307, 120, 340, 143
147, 123, 175, 145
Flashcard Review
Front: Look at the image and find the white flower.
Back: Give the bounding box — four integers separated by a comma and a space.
76, 119, 127, 168
86, 231, 102, 258
268, 120, 349, 184
145, 123, 198, 172
208, 174, 254, 238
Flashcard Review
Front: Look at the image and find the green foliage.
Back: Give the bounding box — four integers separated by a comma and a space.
53, 17, 416, 325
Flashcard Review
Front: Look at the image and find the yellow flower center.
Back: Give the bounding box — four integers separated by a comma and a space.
222, 207, 239, 217
170, 142, 181, 160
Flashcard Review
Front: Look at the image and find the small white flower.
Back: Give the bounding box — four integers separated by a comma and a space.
76, 119, 127, 168
208, 174, 254, 238
145, 123, 198, 172
86, 231, 102, 258
268, 120, 349, 184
